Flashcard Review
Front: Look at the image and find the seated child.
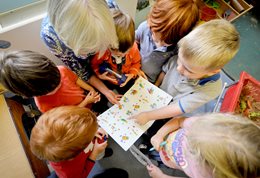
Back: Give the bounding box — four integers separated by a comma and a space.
147, 113, 260, 178
132, 19, 240, 125
91, 9, 141, 94
30, 106, 107, 178
0, 50, 100, 112
135, 0, 200, 83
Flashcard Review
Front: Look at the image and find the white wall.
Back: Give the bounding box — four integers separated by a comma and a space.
0, 16, 62, 65
116, 0, 138, 19
0, 0, 138, 65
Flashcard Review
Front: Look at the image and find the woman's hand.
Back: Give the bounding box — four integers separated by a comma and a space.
104, 90, 122, 105
120, 74, 134, 87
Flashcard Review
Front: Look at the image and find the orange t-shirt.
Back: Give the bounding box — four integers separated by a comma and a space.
91, 42, 141, 80
34, 66, 85, 112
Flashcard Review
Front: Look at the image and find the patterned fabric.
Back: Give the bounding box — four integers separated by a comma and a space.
40, 17, 94, 82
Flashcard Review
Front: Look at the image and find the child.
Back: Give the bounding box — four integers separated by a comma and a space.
147, 113, 260, 178
30, 106, 108, 178
135, 0, 200, 83
132, 19, 240, 125
0, 50, 100, 113
91, 9, 142, 93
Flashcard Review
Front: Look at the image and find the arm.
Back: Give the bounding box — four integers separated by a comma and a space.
83, 159, 95, 177
88, 75, 121, 105
147, 164, 184, 178
131, 102, 183, 125
151, 117, 186, 151
154, 71, 165, 87
76, 78, 95, 92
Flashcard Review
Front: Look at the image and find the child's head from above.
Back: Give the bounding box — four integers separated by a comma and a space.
183, 113, 260, 178
109, 8, 135, 60
148, 0, 200, 46
0, 50, 60, 97
30, 106, 98, 162
177, 19, 240, 79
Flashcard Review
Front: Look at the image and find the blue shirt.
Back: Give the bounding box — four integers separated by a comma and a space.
135, 21, 177, 83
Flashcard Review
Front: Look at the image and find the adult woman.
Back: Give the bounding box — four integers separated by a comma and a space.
41, 0, 120, 104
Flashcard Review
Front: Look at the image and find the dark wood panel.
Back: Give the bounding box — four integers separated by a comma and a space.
6, 98, 50, 178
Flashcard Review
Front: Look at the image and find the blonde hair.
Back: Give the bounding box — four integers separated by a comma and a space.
47, 0, 118, 56
186, 113, 260, 178
178, 19, 240, 71
148, 0, 200, 45
30, 106, 98, 162
111, 9, 135, 53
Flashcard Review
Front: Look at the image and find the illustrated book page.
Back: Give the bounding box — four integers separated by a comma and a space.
97, 77, 173, 151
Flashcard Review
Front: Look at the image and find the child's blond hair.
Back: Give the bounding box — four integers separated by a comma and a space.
178, 19, 240, 71
111, 9, 135, 53
186, 113, 260, 178
47, 0, 118, 56
30, 106, 98, 162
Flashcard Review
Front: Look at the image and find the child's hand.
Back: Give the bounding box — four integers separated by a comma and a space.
104, 90, 122, 105
138, 70, 148, 80
95, 127, 108, 140
78, 91, 100, 107
89, 139, 107, 161
130, 112, 149, 125
86, 91, 101, 103
120, 74, 134, 87
151, 133, 164, 151
147, 164, 164, 178
98, 72, 117, 84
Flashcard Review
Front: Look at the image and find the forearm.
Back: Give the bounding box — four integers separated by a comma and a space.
156, 117, 185, 138
88, 75, 110, 95
154, 72, 165, 87
76, 78, 94, 91
145, 103, 182, 121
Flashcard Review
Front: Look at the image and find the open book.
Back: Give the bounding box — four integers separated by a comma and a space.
97, 77, 173, 151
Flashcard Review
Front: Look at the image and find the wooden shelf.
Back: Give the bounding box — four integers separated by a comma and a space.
199, 0, 253, 22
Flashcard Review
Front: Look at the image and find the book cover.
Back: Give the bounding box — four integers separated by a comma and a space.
97, 77, 173, 151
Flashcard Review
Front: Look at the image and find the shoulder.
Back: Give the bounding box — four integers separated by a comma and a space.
138, 21, 148, 30
163, 55, 178, 70
199, 76, 222, 97
182, 117, 200, 129
136, 21, 149, 35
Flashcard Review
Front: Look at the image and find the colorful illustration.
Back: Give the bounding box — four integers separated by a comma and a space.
97, 77, 173, 151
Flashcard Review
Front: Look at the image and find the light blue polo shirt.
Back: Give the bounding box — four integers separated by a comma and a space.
160, 56, 222, 113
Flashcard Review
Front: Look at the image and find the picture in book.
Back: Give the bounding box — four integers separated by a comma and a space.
97, 77, 173, 151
